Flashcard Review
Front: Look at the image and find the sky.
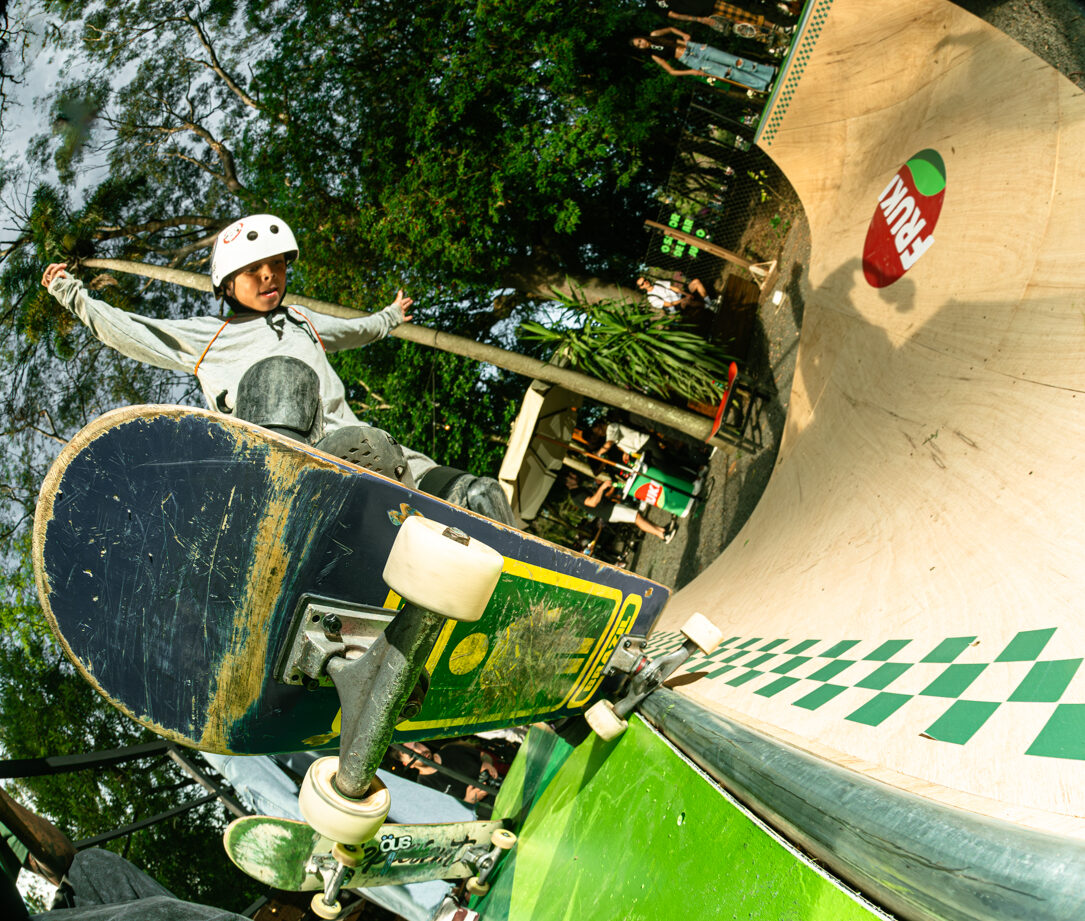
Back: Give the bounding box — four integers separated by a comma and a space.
2, 2, 125, 236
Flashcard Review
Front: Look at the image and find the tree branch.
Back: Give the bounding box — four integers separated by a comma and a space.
122, 94, 250, 196
92, 216, 220, 240
182, 13, 287, 123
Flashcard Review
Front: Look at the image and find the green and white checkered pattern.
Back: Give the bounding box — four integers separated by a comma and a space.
757, 0, 834, 145
646, 628, 1084, 760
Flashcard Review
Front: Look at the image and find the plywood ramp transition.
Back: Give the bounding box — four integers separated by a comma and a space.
655, 0, 1085, 838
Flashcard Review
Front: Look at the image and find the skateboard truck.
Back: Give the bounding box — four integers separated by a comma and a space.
275, 596, 397, 690
301, 826, 516, 913
585, 612, 723, 742
306, 841, 366, 919
296, 516, 504, 919
461, 827, 517, 896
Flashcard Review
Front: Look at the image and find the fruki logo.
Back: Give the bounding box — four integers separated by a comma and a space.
635, 481, 664, 507
862, 150, 946, 288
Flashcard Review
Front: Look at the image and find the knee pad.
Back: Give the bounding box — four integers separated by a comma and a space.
419, 467, 517, 526
464, 475, 518, 526
316, 425, 415, 486
417, 465, 468, 500
235, 356, 322, 443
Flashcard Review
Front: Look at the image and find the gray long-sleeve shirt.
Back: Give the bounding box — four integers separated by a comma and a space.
49, 274, 400, 428
47, 274, 438, 478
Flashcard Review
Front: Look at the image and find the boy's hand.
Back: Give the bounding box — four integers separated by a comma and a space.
41, 263, 69, 288
392, 289, 413, 322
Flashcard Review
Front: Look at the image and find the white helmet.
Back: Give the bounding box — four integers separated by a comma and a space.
210, 214, 299, 298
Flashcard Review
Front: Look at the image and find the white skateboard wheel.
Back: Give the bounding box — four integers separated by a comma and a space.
465, 875, 490, 896
491, 828, 517, 850
383, 516, 503, 622
298, 756, 390, 845
585, 699, 627, 742
680, 612, 723, 655
310, 893, 342, 919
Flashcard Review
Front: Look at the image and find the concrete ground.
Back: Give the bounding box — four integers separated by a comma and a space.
631, 0, 1085, 592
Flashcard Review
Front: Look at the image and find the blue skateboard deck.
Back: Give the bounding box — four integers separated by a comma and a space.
33, 405, 668, 754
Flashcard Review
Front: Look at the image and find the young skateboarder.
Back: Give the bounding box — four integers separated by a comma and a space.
41, 214, 516, 524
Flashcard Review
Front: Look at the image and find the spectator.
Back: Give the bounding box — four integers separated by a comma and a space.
564, 472, 675, 542
395, 741, 499, 806
636, 275, 714, 314
630, 28, 777, 93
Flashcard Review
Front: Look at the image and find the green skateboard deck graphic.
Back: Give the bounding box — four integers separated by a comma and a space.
224, 816, 505, 889
34, 405, 667, 753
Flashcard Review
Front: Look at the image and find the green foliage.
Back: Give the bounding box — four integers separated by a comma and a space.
526, 491, 586, 548
0, 531, 46, 650
0, 632, 261, 910
233, 0, 683, 296
45, 83, 110, 185
520, 290, 733, 404
746, 167, 786, 203
1, 0, 689, 525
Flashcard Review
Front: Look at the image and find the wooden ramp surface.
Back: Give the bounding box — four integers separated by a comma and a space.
656, 0, 1085, 838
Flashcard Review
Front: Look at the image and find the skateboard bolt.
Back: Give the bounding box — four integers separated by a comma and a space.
441, 526, 470, 546
322, 613, 343, 637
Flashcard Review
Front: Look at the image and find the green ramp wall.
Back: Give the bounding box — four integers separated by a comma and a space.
477, 719, 883, 921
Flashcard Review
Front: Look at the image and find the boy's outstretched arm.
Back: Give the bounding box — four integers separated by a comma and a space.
41, 263, 222, 373
304, 288, 415, 351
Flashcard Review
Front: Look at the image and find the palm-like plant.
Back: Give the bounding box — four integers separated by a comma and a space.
521, 289, 733, 404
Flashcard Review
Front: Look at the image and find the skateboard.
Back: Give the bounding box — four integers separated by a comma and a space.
223, 815, 512, 892
33, 405, 668, 759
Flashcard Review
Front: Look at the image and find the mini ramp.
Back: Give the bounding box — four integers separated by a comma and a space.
643, 1, 1085, 919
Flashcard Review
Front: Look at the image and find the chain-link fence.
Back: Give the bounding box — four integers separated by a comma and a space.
640, 89, 795, 300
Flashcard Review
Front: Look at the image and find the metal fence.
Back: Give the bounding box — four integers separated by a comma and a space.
641, 89, 793, 292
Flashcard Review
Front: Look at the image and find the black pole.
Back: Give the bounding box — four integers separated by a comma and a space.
167, 747, 248, 819
0, 742, 170, 779
389, 744, 501, 794
72, 793, 219, 850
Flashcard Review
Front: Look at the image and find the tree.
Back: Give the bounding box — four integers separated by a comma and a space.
234, 0, 683, 303
0, 2, 703, 530
5, 0, 683, 300
1, 6, 31, 135
521, 290, 734, 404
